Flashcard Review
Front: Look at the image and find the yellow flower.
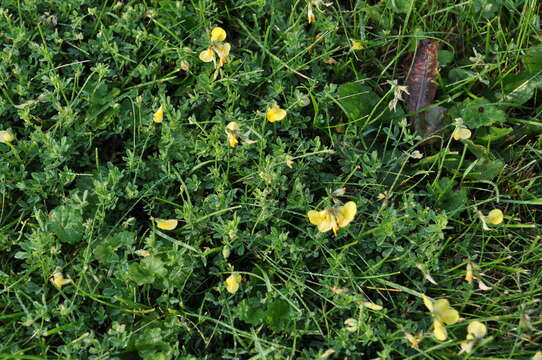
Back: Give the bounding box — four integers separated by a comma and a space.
452, 118, 471, 140
486, 209, 503, 225
460, 321, 487, 354
0, 130, 15, 144
225, 121, 256, 147
307, 4, 315, 24
467, 320, 487, 338
215, 42, 231, 67
152, 105, 164, 123
533, 352, 542, 360
307, 201, 357, 236
51, 270, 72, 290
386, 80, 409, 112
210, 27, 227, 42
226, 121, 240, 147
465, 262, 474, 283
351, 40, 364, 50
266, 104, 287, 123
423, 295, 459, 341
404, 331, 423, 348
225, 273, 242, 294
199, 27, 231, 71
433, 319, 448, 341
343, 318, 358, 332
199, 49, 215, 63
154, 218, 178, 230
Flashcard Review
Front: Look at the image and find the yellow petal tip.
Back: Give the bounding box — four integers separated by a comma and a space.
211, 27, 227, 42
155, 218, 178, 230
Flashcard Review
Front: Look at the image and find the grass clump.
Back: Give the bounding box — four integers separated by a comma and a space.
1, 0, 541, 358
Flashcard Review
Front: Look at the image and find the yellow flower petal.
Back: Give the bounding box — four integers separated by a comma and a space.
308, 210, 325, 225
211, 26, 227, 42
215, 42, 231, 67
465, 262, 474, 283
351, 40, 364, 50
452, 127, 471, 140
433, 319, 447, 341
433, 299, 459, 325
486, 209, 503, 225
199, 48, 215, 62
533, 352, 542, 360
422, 295, 433, 312
362, 301, 383, 311
460, 340, 474, 354
266, 105, 287, 123
225, 273, 242, 294
0, 130, 15, 144
152, 105, 164, 123
51, 271, 72, 290
154, 218, 178, 230
318, 212, 335, 233
344, 318, 359, 332
404, 332, 422, 348
226, 121, 240, 132
307, 5, 315, 24
468, 320, 487, 338
308, 209, 335, 233
336, 201, 357, 227
228, 134, 238, 147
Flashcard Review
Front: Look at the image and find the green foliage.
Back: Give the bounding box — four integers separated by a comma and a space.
1, 0, 541, 359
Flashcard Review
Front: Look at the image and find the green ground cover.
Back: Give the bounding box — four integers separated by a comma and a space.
1, 0, 542, 358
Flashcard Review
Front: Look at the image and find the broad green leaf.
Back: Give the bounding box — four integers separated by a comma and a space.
476, 126, 513, 143
523, 46, 542, 73
438, 50, 454, 66
498, 72, 542, 106
465, 159, 505, 181
337, 82, 379, 120
453, 98, 506, 129
427, 177, 468, 213
48, 205, 84, 244
128, 256, 166, 285
265, 299, 292, 330
237, 298, 267, 325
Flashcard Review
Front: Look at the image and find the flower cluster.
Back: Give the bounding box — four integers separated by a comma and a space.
199, 27, 231, 73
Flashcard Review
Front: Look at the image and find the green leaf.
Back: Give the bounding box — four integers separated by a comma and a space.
453, 98, 507, 129
473, 0, 503, 18
438, 50, 454, 66
94, 243, 116, 263
465, 158, 505, 181
476, 126, 513, 143
237, 298, 267, 325
523, 46, 542, 73
448, 68, 476, 83
463, 139, 493, 159
498, 72, 542, 106
387, 0, 414, 13
135, 327, 171, 359
337, 82, 379, 120
128, 256, 166, 285
265, 299, 292, 330
427, 177, 467, 213
48, 205, 84, 244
